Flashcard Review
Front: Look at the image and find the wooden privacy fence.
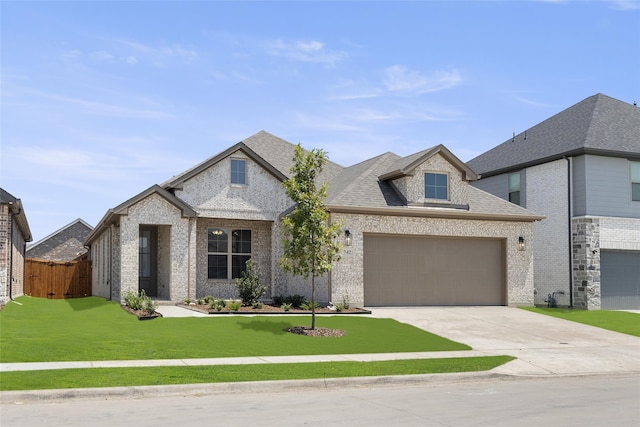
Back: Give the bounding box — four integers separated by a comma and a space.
25, 258, 92, 299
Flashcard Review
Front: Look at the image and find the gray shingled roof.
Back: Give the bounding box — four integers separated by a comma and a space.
327, 152, 406, 208
165, 131, 344, 188
379, 144, 478, 181
467, 93, 640, 176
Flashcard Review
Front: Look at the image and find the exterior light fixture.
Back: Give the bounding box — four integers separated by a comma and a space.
344, 229, 352, 246
518, 236, 525, 251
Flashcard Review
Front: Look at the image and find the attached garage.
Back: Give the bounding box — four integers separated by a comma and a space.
363, 234, 506, 306
601, 250, 640, 310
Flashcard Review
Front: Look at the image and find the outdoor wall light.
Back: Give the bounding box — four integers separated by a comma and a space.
518, 236, 525, 251
344, 229, 352, 246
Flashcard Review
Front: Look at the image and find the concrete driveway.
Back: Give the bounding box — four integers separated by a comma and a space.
368, 306, 640, 377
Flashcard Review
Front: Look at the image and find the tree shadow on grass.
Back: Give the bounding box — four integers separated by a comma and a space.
237, 318, 296, 336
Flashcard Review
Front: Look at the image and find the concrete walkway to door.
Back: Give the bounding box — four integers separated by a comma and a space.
368, 306, 640, 376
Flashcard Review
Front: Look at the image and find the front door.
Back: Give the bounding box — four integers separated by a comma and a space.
139, 226, 158, 297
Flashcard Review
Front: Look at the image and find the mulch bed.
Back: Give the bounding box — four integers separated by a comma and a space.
121, 305, 163, 320
179, 303, 370, 316
285, 326, 346, 337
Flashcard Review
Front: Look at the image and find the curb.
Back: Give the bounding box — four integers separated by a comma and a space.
0, 371, 506, 403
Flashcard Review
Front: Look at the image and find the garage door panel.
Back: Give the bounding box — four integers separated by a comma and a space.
364, 234, 505, 306
601, 250, 640, 310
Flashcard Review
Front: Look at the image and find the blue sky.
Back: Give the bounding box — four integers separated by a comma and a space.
2, 1, 639, 242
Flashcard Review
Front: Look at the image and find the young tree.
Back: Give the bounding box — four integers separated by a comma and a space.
280, 144, 342, 330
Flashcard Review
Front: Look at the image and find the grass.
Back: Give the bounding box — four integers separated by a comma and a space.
0, 296, 470, 363
521, 307, 640, 337
0, 356, 514, 391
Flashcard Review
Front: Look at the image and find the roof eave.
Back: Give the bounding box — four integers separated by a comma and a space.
477, 147, 640, 178
326, 204, 545, 222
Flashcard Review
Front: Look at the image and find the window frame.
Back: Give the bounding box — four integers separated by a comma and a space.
631, 161, 640, 202
207, 227, 252, 280
508, 172, 521, 206
424, 172, 449, 201
230, 158, 247, 185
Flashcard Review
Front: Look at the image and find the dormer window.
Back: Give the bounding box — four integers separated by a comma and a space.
425, 172, 448, 200
231, 159, 246, 185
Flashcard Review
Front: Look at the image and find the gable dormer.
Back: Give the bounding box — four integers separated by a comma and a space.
378, 145, 478, 208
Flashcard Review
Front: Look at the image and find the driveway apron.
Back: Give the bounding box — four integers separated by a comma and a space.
368, 306, 640, 376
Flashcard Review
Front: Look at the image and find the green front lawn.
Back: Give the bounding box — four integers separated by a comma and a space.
0, 296, 470, 363
0, 357, 514, 391
521, 307, 640, 337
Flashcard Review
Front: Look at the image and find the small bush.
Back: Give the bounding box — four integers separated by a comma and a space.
252, 301, 264, 309
210, 299, 226, 311
235, 260, 266, 306
227, 301, 241, 311
123, 289, 157, 314
272, 294, 305, 308
281, 302, 292, 312
196, 298, 204, 305
335, 295, 350, 312
183, 298, 191, 305
203, 295, 215, 305
301, 300, 319, 311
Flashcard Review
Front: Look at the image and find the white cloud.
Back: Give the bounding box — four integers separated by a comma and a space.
383, 66, 462, 94
608, 0, 640, 10
265, 38, 346, 65
23, 88, 176, 119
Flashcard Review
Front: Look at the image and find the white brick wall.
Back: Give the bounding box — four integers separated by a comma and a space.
393, 154, 469, 205
119, 193, 192, 302
526, 159, 571, 307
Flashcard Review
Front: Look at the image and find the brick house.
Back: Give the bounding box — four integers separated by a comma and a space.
85, 131, 542, 307
468, 94, 640, 310
0, 188, 32, 303
26, 218, 93, 262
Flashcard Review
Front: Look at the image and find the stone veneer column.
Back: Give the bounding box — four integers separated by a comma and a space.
572, 217, 601, 309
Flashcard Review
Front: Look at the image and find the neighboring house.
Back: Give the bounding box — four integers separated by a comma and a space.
468, 93, 640, 310
85, 131, 543, 307
0, 188, 33, 303
26, 219, 93, 261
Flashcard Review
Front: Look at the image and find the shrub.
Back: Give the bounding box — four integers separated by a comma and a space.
183, 298, 191, 305
227, 300, 241, 311
235, 260, 266, 306
301, 300, 319, 311
123, 289, 157, 314
281, 302, 292, 312
272, 294, 305, 308
203, 295, 215, 305
210, 298, 226, 311
335, 295, 350, 312
252, 301, 264, 309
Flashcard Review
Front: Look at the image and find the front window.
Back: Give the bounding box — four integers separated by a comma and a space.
632, 162, 640, 201
231, 159, 246, 185
425, 172, 448, 200
208, 228, 251, 279
509, 172, 521, 205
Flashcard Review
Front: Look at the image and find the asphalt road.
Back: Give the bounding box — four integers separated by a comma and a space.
2, 375, 638, 427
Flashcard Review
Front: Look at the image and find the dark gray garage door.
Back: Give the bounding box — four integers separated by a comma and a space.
363, 234, 505, 306
601, 250, 640, 310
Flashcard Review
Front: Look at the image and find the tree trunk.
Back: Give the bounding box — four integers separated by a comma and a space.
311, 274, 316, 330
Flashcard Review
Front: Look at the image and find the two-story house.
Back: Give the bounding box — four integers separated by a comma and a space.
468, 94, 640, 310
85, 131, 542, 308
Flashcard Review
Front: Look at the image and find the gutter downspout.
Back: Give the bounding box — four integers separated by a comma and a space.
8, 203, 15, 301
566, 157, 574, 308
109, 225, 113, 301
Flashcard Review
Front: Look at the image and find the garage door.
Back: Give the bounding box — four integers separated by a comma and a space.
364, 234, 505, 306
601, 250, 640, 310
